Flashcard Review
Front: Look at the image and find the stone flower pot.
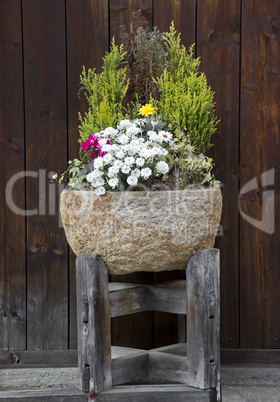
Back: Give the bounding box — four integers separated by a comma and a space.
60, 188, 222, 275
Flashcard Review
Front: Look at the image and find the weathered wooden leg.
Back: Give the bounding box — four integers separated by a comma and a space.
186, 249, 221, 400
76, 254, 112, 396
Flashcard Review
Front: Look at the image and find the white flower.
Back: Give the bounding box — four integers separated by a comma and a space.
130, 168, 141, 177
136, 157, 145, 167
98, 138, 108, 147
104, 127, 118, 137
113, 159, 123, 169
94, 157, 104, 168
118, 134, 130, 145
147, 131, 159, 141
101, 143, 112, 152
94, 186, 106, 196
108, 177, 119, 188
151, 118, 158, 127
124, 156, 135, 166
121, 164, 131, 174
87, 170, 102, 182
103, 153, 113, 164
156, 161, 170, 175
158, 130, 173, 142
140, 148, 153, 159
140, 167, 152, 179
118, 119, 133, 130
135, 118, 146, 126
127, 175, 138, 186
91, 177, 105, 187
126, 126, 140, 136
116, 150, 125, 159
108, 166, 120, 177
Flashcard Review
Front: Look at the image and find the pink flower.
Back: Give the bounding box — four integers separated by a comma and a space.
81, 135, 111, 158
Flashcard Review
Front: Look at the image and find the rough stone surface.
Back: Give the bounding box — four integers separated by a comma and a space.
0, 368, 79, 390
60, 188, 222, 275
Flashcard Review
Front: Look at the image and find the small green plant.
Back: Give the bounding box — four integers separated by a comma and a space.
120, 10, 167, 107
155, 23, 218, 155
78, 38, 129, 142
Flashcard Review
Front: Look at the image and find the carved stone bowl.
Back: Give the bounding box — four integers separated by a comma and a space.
60, 188, 222, 275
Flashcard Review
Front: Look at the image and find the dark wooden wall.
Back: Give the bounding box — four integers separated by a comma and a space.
0, 0, 279, 356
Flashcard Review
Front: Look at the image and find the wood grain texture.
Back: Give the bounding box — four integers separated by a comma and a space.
153, 0, 196, 49
94, 385, 216, 402
66, 0, 109, 350
186, 249, 220, 391
0, 386, 216, 402
197, 0, 241, 349
240, 0, 280, 348
76, 255, 112, 393
0, 0, 26, 350
22, 0, 68, 349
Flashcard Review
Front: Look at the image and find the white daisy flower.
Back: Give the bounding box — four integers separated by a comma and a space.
94, 186, 106, 196
156, 161, 170, 175
127, 175, 138, 186
158, 130, 173, 142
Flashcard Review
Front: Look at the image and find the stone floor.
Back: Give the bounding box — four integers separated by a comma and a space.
221, 365, 280, 401
1, 365, 280, 401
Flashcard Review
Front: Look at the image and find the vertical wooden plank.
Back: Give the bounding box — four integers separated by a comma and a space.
197, 0, 241, 348
76, 255, 112, 394
109, 0, 154, 351
240, 0, 280, 348
110, 0, 153, 43
22, 0, 68, 349
66, 0, 109, 350
0, 0, 26, 350
186, 249, 220, 396
152, 0, 196, 348
154, 0, 196, 49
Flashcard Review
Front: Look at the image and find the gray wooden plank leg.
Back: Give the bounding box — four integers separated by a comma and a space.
186, 249, 220, 400
177, 314, 186, 343
76, 254, 112, 395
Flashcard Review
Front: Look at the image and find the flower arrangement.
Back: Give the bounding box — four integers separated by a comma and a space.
54, 15, 220, 194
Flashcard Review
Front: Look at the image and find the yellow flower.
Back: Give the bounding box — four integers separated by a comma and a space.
138, 104, 157, 117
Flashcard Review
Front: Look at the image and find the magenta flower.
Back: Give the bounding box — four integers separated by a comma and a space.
81, 135, 111, 159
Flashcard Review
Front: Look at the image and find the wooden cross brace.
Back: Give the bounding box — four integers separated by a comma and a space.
76, 249, 221, 401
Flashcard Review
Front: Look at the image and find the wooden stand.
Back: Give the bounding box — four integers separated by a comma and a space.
76, 249, 221, 401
